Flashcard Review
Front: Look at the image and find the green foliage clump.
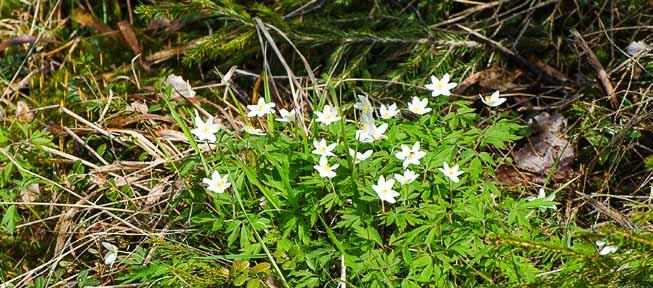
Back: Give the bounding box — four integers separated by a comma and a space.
110, 82, 653, 287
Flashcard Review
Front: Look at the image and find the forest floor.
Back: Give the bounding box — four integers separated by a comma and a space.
1, 1, 653, 287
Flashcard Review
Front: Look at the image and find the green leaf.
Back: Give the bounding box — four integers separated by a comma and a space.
354, 225, 383, 246
2, 205, 19, 235
480, 120, 523, 149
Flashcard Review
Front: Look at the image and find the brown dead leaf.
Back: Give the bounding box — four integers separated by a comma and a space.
71, 9, 114, 34
16, 100, 34, 122
455, 66, 523, 94
144, 177, 172, 207
107, 113, 174, 127
156, 129, 187, 141
20, 183, 40, 203
146, 40, 200, 64
147, 18, 184, 32
513, 112, 575, 183
495, 166, 532, 185
126, 101, 149, 113
526, 55, 569, 82
117, 21, 142, 54
54, 190, 100, 254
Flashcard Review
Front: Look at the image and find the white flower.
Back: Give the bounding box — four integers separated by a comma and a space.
372, 175, 400, 204
166, 74, 196, 98
394, 169, 418, 185
315, 105, 341, 125
314, 156, 339, 178
202, 171, 231, 193
395, 141, 426, 168
379, 103, 399, 119
438, 162, 463, 183
348, 149, 373, 164
599, 245, 618, 255
312, 138, 337, 157
626, 41, 649, 56
596, 240, 618, 255
480, 90, 506, 107
247, 98, 276, 117
190, 112, 220, 143
102, 242, 119, 265
424, 74, 457, 97
527, 188, 557, 212
439, 162, 463, 183
243, 124, 265, 135
355, 113, 375, 141
354, 95, 373, 114
407, 97, 432, 115
275, 108, 297, 122
356, 123, 388, 143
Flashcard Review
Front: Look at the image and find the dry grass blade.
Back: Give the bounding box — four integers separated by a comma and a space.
571, 29, 617, 108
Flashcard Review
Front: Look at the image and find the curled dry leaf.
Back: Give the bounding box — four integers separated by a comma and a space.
21, 183, 40, 203
127, 101, 149, 114
145, 178, 171, 207
626, 41, 649, 56
156, 129, 188, 141
166, 74, 196, 98
16, 100, 34, 122
513, 112, 575, 182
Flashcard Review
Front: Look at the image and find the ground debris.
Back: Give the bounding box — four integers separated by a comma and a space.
454, 66, 523, 94
512, 112, 575, 183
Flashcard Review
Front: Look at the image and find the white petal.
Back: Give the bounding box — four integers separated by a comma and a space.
102, 242, 117, 251
104, 251, 117, 265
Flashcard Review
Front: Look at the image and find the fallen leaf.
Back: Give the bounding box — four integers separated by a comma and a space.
156, 129, 187, 141
16, 100, 34, 122
21, 183, 40, 203
107, 113, 174, 127
454, 66, 523, 94
117, 21, 142, 54
626, 41, 649, 56
146, 40, 200, 64
126, 101, 148, 113
166, 74, 196, 98
71, 9, 114, 34
527, 55, 569, 82
513, 112, 574, 182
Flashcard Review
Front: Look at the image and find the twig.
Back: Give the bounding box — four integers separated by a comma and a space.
431, 0, 509, 28
571, 29, 617, 107
455, 24, 566, 85
254, 18, 310, 135
575, 191, 637, 230
62, 126, 110, 165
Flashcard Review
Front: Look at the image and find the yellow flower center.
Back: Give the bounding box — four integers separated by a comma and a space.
435, 82, 445, 89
